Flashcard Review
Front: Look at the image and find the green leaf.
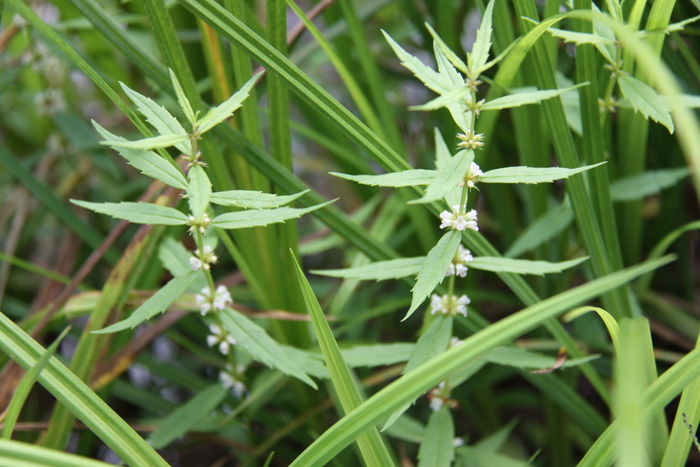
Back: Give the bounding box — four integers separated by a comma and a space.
407, 231, 462, 319
482, 347, 600, 369
482, 83, 587, 110
505, 202, 574, 258
2, 327, 70, 440
409, 85, 471, 112
480, 162, 605, 184
618, 75, 674, 133
157, 238, 207, 292
211, 201, 332, 229
148, 384, 228, 449
280, 346, 330, 380
70, 200, 189, 225
405, 316, 453, 375
610, 168, 690, 201
291, 254, 395, 465
469, 256, 588, 275
383, 415, 426, 443
424, 24, 468, 75
432, 41, 471, 132
455, 446, 529, 467
0, 439, 119, 467
169, 68, 196, 127
418, 408, 455, 467
332, 170, 436, 187
409, 151, 473, 204
93, 121, 188, 190
196, 73, 260, 134
209, 189, 308, 209
468, 0, 496, 76
473, 420, 519, 452
101, 133, 189, 151
340, 343, 415, 368
220, 308, 317, 388
93, 272, 198, 334
312, 257, 423, 281
433, 128, 461, 206
564, 306, 620, 352
187, 165, 211, 219
119, 82, 192, 155
547, 27, 615, 46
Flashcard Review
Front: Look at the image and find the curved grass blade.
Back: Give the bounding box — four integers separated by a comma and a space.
0, 439, 117, 467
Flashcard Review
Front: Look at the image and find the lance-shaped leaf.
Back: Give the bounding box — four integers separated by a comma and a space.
93, 271, 198, 334
407, 231, 461, 320
482, 347, 599, 369
187, 165, 211, 219
468, 0, 496, 77
425, 24, 468, 74
220, 308, 316, 388
210, 189, 308, 209
418, 408, 455, 467
101, 134, 189, 151
547, 27, 615, 46
341, 343, 416, 368
93, 122, 187, 190
169, 68, 196, 127
196, 73, 260, 134
71, 200, 189, 225
659, 14, 700, 33
410, 150, 473, 204
618, 75, 674, 133
211, 201, 331, 229
332, 170, 436, 187
468, 256, 588, 275
505, 202, 574, 258
479, 162, 605, 184
119, 82, 192, 155
312, 257, 423, 281
482, 83, 587, 111
434, 129, 460, 206
432, 42, 471, 132
610, 168, 690, 202
410, 87, 471, 111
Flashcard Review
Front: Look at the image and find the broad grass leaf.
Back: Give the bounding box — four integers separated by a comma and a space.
211, 201, 332, 229
418, 408, 455, 467
312, 257, 423, 281
332, 170, 436, 187
382, 31, 452, 94
468, 0, 496, 77
210, 189, 308, 209
221, 309, 317, 388
410, 150, 473, 204
482, 347, 600, 369
187, 165, 211, 219
0, 439, 125, 467
482, 83, 587, 110
169, 68, 196, 127
93, 271, 198, 334
119, 82, 192, 155
469, 256, 588, 275
71, 200, 189, 225
101, 134, 189, 151
505, 202, 574, 258
407, 231, 462, 319
618, 75, 674, 133
148, 384, 228, 449
196, 73, 260, 134
610, 168, 690, 201
340, 343, 415, 367
93, 122, 187, 190
480, 162, 605, 184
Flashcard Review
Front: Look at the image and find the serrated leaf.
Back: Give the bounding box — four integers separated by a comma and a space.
482, 347, 600, 369
610, 168, 690, 201
406, 231, 461, 319
431, 41, 472, 132
209, 189, 308, 209
312, 257, 423, 281
547, 27, 615, 46
169, 68, 196, 127
418, 408, 455, 467
340, 343, 416, 368
196, 73, 260, 134
434, 129, 460, 206
505, 202, 574, 258
482, 83, 587, 110
101, 134, 189, 150
410, 150, 473, 204
119, 82, 192, 155
187, 166, 211, 219
662, 14, 700, 33
332, 170, 436, 187
425, 23, 468, 74
211, 201, 331, 229
220, 308, 317, 388
404, 316, 453, 374
468, 0, 496, 78
157, 237, 193, 277
93, 121, 187, 190
280, 346, 330, 380
469, 256, 588, 275
618, 75, 674, 133
71, 200, 189, 225
410, 87, 471, 111
591, 3, 616, 63
480, 162, 605, 184
93, 271, 198, 334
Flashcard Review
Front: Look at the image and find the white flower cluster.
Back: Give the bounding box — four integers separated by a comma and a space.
430, 294, 470, 317
446, 245, 473, 278
189, 245, 218, 271
206, 324, 237, 355
219, 364, 246, 398
439, 206, 478, 231
187, 213, 211, 235
195, 285, 232, 316
457, 130, 485, 150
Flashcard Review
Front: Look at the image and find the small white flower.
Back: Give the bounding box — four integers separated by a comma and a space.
195, 285, 232, 315
187, 213, 211, 235
34, 89, 65, 115
453, 437, 465, 448
430, 294, 470, 317
430, 397, 444, 412
189, 257, 203, 271
190, 245, 218, 271
450, 337, 464, 348
219, 364, 246, 398
206, 324, 237, 355
465, 162, 483, 188
446, 245, 474, 278
439, 206, 478, 231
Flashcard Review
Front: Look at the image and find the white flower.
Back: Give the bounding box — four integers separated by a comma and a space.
430, 397, 444, 412
453, 437, 465, 448
446, 245, 473, 278
195, 285, 232, 315
465, 162, 483, 188
439, 206, 478, 231
430, 294, 470, 317
34, 89, 65, 115
187, 213, 211, 235
190, 245, 218, 271
219, 364, 246, 398
206, 324, 237, 355
189, 257, 203, 271
450, 337, 464, 348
